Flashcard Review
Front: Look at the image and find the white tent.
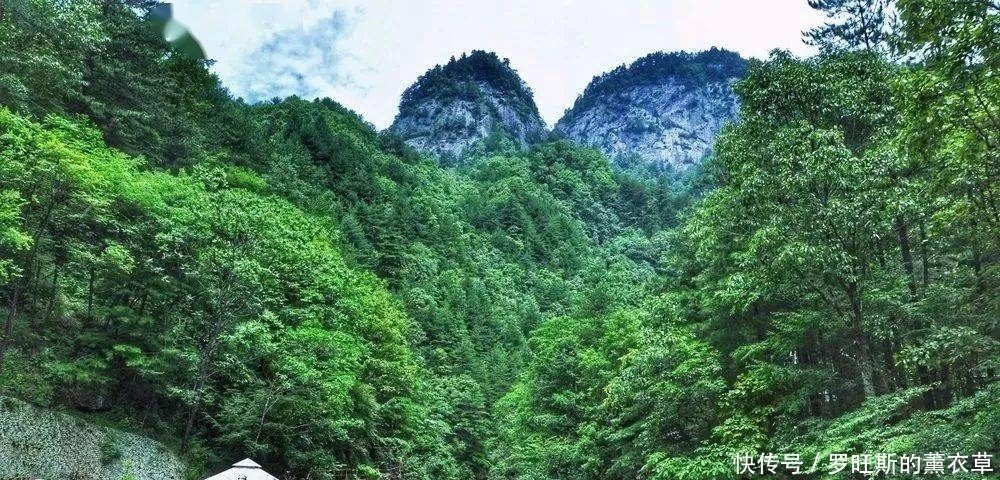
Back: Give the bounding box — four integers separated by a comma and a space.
203, 458, 279, 480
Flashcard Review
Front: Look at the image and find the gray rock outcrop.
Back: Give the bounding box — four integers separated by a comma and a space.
555, 49, 746, 172
389, 50, 546, 160
0, 396, 186, 480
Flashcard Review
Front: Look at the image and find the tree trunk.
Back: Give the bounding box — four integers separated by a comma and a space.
881, 341, 903, 391
847, 282, 877, 400
918, 221, 930, 289
919, 364, 936, 410
936, 362, 953, 407
181, 354, 210, 452
43, 267, 59, 325
87, 266, 95, 319
0, 294, 18, 373
895, 215, 917, 298
855, 332, 877, 400
181, 399, 200, 453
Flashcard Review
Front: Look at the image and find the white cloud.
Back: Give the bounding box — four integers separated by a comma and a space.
171, 0, 826, 129
233, 11, 354, 102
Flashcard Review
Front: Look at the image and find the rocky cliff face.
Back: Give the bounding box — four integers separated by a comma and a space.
389, 50, 547, 160
0, 396, 186, 480
555, 49, 747, 172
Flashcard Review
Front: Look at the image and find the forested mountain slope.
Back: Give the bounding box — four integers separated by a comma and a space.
0, 3, 682, 478
1, 1, 998, 480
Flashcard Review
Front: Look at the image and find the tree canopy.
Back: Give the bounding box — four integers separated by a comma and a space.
0, 1, 997, 479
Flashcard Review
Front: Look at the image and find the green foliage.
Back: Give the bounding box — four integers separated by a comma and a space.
0, 0, 259, 166
0, 110, 425, 478
490, 301, 725, 480
0, 4, 678, 475
495, 6, 998, 478
1, 2, 997, 480
805, 0, 895, 54
101, 433, 123, 465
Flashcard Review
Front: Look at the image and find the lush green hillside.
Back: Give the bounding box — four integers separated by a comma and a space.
1, 1, 997, 480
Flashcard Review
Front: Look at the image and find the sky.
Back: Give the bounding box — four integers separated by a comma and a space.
171, 1, 826, 129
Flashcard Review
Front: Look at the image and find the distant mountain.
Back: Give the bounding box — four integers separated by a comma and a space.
555, 48, 747, 172
388, 50, 547, 160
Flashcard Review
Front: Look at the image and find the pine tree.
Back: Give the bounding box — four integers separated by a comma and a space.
805, 0, 895, 54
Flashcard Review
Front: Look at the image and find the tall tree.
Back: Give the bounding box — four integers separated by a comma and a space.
805, 0, 896, 55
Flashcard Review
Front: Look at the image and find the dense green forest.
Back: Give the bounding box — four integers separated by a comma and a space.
0, 0, 997, 479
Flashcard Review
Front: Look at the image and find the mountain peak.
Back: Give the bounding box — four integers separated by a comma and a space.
556, 48, 747, 172
389, 50, 546, 161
